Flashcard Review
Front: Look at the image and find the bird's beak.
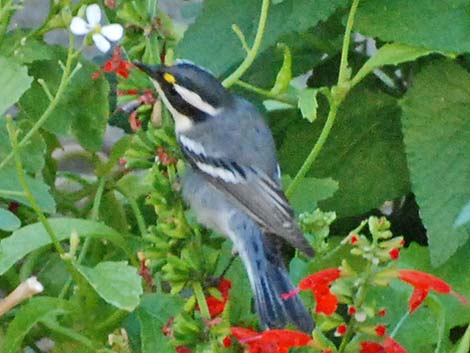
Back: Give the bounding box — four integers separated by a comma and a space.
133, 61, 162, 78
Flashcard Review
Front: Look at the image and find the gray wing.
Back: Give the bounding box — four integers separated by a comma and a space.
179, 140, 314, 256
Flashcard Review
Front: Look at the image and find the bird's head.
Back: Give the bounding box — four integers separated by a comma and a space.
134, 61, 231, 131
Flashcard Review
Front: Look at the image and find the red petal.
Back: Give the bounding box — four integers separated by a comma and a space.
218, 278, 232, 298
375, 325, 386, 337
398, 270, 451, 293
408, 287, 429, 313
261, 329, 312, 347
360, 341, 385, 353
299, 268, 341, 290
175, 346, 192, 353
389, 248, 400, 260
230, 327, 260, 340
314, 287, 338, 315
383, 336, 408, 353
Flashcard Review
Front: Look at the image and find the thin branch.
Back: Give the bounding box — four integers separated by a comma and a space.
0, 277, 43, 317
222, 0, 270, 87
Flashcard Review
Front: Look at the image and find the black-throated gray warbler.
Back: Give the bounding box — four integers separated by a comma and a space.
135, 61, 315, 332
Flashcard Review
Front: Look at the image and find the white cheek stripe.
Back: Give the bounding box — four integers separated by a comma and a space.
196, 162, 241, 184
151, 79, 193, 132
174, 84, 221, 116
179, 135, 206, 156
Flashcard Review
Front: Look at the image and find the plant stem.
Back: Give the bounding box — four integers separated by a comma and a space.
6, 116, 66, 256
0, 33, 77, 172
193, 281, 211, 320
234, 80, 296, 106
338, 0, 360, 86
286, 103, 338, 198
390, 310, 409, 337
285, 0, 360, 197
222, 0, 270, 87
116, 186, 147, 238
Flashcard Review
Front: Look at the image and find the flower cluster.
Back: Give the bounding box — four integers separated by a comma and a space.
230, 327, 313, 353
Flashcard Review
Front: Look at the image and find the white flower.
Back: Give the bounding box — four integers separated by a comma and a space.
70, 4, 124, 53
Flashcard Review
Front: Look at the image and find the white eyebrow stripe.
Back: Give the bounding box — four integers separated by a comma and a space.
195, 161, 243, 184
173, 84, 221, 116
151, 79, 193, 132
179, 135, 206, 156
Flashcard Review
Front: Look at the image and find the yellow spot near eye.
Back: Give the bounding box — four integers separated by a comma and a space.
163, 73, 176, 84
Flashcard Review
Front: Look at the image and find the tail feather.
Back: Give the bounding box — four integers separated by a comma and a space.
254, 260, 314, 333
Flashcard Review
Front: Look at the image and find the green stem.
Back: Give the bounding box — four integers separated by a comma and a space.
286, 103, 338, 198
234, 80, 296, 106
222, 0, 270, 87
390, 310, 409, 337
95, 309, 129, 332
0, 33, 77, 172
116, 186, 147, 238
193, 281, 211, 320
337, 0, 360, 86
6, 116, 66, 256
285, 0, 360, 197
0, 189, 25, 196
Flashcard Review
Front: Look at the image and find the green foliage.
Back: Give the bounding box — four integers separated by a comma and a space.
1, 0, 470, 352
401, 60, 470, 265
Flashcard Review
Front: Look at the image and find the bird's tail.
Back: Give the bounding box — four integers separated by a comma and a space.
230, 215, 314, 333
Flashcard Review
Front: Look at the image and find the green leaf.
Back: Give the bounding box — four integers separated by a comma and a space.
18, 48, 109, 151
270, 43, 292, 95
116, 173, 153, 200
297, 88, 319, 122
355, 0, 470, 54
0, 218, 131, 275
0, 33, 54, 63
2, 297, 70, 353
276, 85, 409, 216
0, 169, 55, 213
0, 56, 33, 115
177, 0, 347, 76
353, 43, 434, 86
137, 293, 185, 353
75, 261, 143, 311
0, 117, 47, 173
283, 176, 338, 213
400, 60, 470, 266
0, 208, 21, 231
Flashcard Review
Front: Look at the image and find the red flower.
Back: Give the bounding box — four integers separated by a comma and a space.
360, 341, 384, 353
375, 325, 386, 337
156, 147, 177, 166
389, 248, 400, 260
103, 47, 132, 78
351, 234, 359, 244
377, 308, 387, 317
348, 305, 357, 315
175, 346, 192, 353
223, 336, 231, 348
197, 278, 231, 317
283, 268, 341, 315
335, 323, 347, 336
230, 327, 312, 353
398, 270, 467, 313
383, 336, 408, 353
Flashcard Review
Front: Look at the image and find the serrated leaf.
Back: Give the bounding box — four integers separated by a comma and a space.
0, 169, 55, 213
353, 43, 434, 85
75, 261, 143, 311
297, 88, 319, 122
18, 48, 109, 151
2, 297, 70, 353
176, 0, 347, 76
0, 218, 131, 275
283, 176, 338, 213
137, 293, 185, 353
355, 0, 470, 54
0, 56, 33, 115
276, 84, 409, 216
0, 208, 21, 231
401, 60, 470, 266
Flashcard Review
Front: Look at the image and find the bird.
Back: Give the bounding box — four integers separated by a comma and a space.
135, 60, 315, 333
